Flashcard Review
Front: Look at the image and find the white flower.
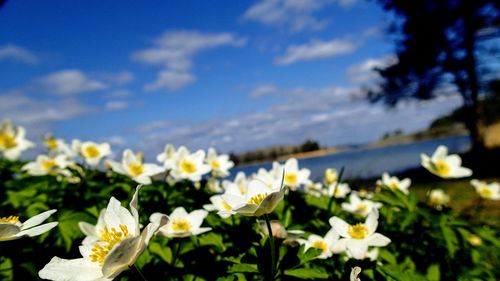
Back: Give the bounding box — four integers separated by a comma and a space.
156, 144, 177, 169
0, 120, 34, 160
324, 182, 351, 198
108, 149, 165, 185
221, 179, 285, 217
72, 140, 111, 166
329, 209, 391, 260
203, 194, 235, 219
22, 154, 73, 177
341, 193, 382, 217
221, 171, 250, 196
420, 145, 472, 179
0, 210, 58, 241
304, 182, 324, 197
428, 189, 450, 210
169, 147, 210, 182
376, 172, 411, 194
324, 168, 338, 186
151, 207, 211, 238
205, 147, 234, 178
45, 136, 74, 157
470, 179, 500, 200
298, 229, 339, 259
253, 168, 281, 190
277, 158, 311, 191
39, 187, 168, 281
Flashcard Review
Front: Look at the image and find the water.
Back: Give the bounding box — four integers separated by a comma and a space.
231, 135, 471, 181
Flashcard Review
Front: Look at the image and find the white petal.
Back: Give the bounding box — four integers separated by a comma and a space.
367, 233, 391, 247
0, 224, 21, 241
365, 209, 379, 235
104, 197, 136, 236
190, 227, 212, 236
16, 222, 58, 237
432, 145, 448, 160
451, 167, 473, 178
346, 239, 369, 260
38, 257, 108, 281
329, 217, 350, 238
21, 209, 57, 230
102, 236, 142, 278
188, 210, 208, 229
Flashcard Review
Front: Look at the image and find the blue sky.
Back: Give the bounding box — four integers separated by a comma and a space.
0, 0, 461, 156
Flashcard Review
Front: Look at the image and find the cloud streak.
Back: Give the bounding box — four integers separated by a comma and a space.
132, 30, 246, 92
0, 44, 39, 65
36, 70, 107, 96
132, 85, 462, 157
275, 38, 357, 65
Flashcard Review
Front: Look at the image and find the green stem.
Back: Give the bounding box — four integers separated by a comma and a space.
172, 239, 183, 267
264, 214, 276, 281
128, 264, 147, 281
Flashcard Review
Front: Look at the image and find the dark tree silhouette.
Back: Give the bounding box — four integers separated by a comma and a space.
370, 0, 500, 151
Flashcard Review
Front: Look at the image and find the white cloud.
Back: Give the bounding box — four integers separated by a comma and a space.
0, 90, 94, 141
132, 30, 246, 92
105, 101, 129, 111
243, 0, 332, 32
275, 38, 357, 65
0, 44, 39, 64
105, 89, 133, 98
346, 55, 396, 84
249, 84, 281, 98
100, 70, 134, 85
37, 69, 107, 95
144, 70, 195, 91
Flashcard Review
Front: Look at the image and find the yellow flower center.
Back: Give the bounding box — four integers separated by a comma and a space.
171, 218, 191, 232
356, 204, 368, 214
312, 240, 328, 252
42, 159, 57, 171
324, 169, 337, 185
348, 223, 369, 239
89, 225, 130, 264
434, 160, 450, 176
180, 159, 197, 174
284, 173, 298, 186
0, 216, 19, 224
210, 159, 221, 170
128, 163, 144, 177
83, 145, 100, 158
478, 186, 492, 198
0, 132, 17, 150
248, 193, 268, 205
222, 201, 233, 211
389, 181, 399, 190
45, 138, 58, 150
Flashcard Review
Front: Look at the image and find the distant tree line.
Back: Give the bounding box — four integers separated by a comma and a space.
229, 139, 320, 166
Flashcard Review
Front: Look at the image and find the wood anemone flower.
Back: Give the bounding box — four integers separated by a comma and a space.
221, 179, 286, 217
39, 186, 169, 281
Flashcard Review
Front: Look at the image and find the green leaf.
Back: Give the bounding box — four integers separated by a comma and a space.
228, 263, 259, 273
0, 257, 13, 281
149, 241, 172, 264
426, 264, 440, 281
284, 268, 329, 279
